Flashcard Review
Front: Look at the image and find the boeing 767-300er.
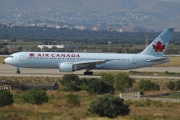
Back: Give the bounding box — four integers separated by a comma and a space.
4, 28, 174, 75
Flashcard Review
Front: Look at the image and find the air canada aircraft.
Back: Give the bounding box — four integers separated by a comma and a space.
4, 28, 174, 75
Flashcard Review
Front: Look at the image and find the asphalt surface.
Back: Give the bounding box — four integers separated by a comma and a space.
0, 64, 180, 79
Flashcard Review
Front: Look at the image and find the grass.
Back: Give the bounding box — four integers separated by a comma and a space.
0, 76, 59, 83
1, 77, 180, 119
0, 90, 180, 120
0, 57, 5, 64
155, 56, 180, 67
96, 70, 180, 77
164, 92, 180, 99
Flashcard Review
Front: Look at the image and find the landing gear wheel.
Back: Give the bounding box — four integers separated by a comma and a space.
16, 69, 20, 74
84, 71, 93, 75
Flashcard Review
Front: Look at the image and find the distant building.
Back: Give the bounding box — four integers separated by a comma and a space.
74, 49, 102, 53
38, 45, 79, 49
6, 22, 11, 27
74, 25, 86, 30
55, 25, 60, 29
92, 27, 99, 31
119, 29, 123, 32
108, 41, 112, 45
0, 80, 28, 90
38, 45, 65, 49
0, 80, 59, 91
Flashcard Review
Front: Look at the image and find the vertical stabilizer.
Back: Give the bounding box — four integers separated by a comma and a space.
140, 28, 174, 57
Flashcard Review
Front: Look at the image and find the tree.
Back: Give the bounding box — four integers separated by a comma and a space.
89, 94, 130, 118
41, 47, 49, 52
17, 46, 22, 51
51, 46, 58, 51
1, 46, 9, 55
86, 78, 114, 95
0, 90, 14, 107
114, 73, 135, 91
167, 81, 175, 91
138, 79, 160, 91
101, 73, 114, 86
79, 78, 89, 91
60, 74, 81, 91
0, 44, 4, 48
175, 80, 180, 90
23, 88, 48, 105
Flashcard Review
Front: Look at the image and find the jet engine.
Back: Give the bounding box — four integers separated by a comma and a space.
59, 63, 77, 72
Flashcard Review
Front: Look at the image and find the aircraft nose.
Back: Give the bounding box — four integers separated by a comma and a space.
4, 58, 11, 64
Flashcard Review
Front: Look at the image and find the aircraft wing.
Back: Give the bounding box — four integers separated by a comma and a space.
73, 60, 110, 68
147, 57, 169, 62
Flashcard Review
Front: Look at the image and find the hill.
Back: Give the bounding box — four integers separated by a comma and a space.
1, 0, 180, 31
0, 0, 180, 14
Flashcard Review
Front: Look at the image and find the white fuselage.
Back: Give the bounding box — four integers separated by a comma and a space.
5, 52, 169, 70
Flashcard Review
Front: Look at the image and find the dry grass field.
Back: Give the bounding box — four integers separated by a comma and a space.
155, 56, 180, 67
0, 57, 5, 64
0, 76, 180, 119
0, 90, 180, 120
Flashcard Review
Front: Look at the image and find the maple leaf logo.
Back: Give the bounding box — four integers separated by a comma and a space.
152, 41, 165, 52
29, 53, 35, 57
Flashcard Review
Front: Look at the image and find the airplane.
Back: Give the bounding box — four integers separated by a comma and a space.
4, 28, 174, 75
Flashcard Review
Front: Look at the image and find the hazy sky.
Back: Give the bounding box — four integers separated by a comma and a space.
160, 0, 180, 2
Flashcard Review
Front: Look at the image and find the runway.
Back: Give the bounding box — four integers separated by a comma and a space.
0, 64, 180, 79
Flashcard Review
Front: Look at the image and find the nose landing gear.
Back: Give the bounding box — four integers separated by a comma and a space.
16, 68, 20, 74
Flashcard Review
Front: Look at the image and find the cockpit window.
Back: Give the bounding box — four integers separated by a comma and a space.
8, 56, 13, 58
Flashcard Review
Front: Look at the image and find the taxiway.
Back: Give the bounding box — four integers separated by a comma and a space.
0, 64, 179, 79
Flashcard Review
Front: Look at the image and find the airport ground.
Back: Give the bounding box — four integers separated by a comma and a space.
0, 64, 180, 79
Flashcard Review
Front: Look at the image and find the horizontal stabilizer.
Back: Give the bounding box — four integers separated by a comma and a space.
147, 57, 169, 62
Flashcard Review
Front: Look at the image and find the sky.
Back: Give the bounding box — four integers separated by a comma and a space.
160, 0, 180, 2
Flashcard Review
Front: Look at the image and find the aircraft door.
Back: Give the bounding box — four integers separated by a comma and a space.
19, 55, 24, 62
133, 57, 137, 64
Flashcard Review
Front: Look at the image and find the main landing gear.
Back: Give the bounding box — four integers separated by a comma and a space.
16, 68, 20, 74
84, 71, 93, 75
84, 67, 93, 75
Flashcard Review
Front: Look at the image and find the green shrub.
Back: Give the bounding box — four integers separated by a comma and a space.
138, 79, 160, 91
175, 80, 180, 90
101, 73, 114, 86
65, 94, 80, 106
23, 88, 49, 105
165, 71, 176, 75
79, 78, 89, 91
167, 81, 175, 91
60, 74, 81, 91
114, 73, 135, 91
86, 78, 114, 95
0, 90, 14, 107
89, 94, 130, 118
129, 71, 141, 74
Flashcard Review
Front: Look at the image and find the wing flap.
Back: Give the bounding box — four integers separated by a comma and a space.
74, 60, 109, 65
62, 60, 110, 70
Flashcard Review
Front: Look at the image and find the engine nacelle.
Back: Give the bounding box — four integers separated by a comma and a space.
59, 63, 76, 72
